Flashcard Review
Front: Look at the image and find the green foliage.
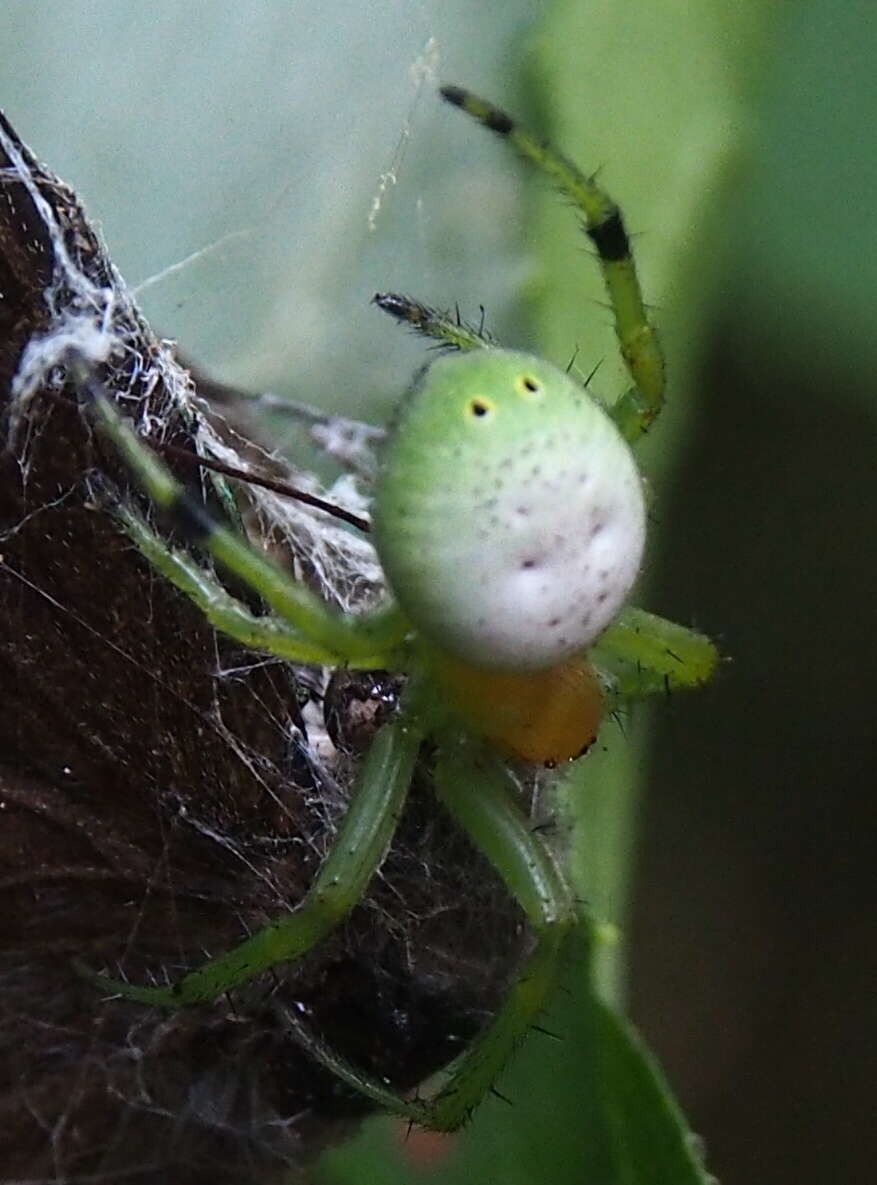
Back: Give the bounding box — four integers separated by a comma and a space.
728, 0, 877, 399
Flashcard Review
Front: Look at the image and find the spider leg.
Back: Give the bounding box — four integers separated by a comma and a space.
592, 606, 718, 698
72, 359, 408, 667
425, 743, 575, 1130
79, 714, 423, 1006
373, 292, 495, 351
440, 85, 664, 442
113, 503, 362, 666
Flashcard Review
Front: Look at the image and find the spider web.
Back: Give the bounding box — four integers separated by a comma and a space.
5, 111, 383, 621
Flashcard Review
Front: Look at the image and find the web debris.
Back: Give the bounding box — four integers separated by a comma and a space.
367, 36, 440, 232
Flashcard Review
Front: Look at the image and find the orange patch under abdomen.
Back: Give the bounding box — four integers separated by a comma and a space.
431, 652, 604, 764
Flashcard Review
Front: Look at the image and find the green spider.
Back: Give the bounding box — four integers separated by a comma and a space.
74, 86, 717, 1131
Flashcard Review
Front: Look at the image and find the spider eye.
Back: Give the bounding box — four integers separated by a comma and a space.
466, 396, 494, 419
516, 373, 541, 396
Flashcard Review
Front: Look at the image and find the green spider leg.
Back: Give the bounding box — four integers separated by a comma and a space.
426, 741, 574, 1128
595, 606, 717, 699
74, 360, 409, 671
373, 292, 496, 351
81, 710, 424, 1006
439, 86, 664, 443
377, 89, 665, 440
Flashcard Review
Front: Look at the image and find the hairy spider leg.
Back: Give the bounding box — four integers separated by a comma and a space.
373, 291, 495, 351
81, 713, 423, 1006
595, 606, 718, 699
270, 740, 575, 1131
74, 362, 409, 670
440, 85, 665, 442
426, 742, 575, 1128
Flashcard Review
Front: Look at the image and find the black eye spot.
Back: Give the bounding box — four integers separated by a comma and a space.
515, 373, 542, 398
469, 397, 492, 418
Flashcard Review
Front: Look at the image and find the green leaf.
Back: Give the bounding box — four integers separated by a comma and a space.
591, 993, 712, 1185
727, 0, 877, 401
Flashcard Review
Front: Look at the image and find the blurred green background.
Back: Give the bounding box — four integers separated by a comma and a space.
5, 1, 875, 1182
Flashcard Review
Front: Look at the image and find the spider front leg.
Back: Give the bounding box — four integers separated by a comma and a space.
440, 86, 664, 442
82, 712, 423, 1006
72, 359, 408, 670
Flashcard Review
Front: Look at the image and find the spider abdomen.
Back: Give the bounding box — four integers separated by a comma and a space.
373, 349, 646, 671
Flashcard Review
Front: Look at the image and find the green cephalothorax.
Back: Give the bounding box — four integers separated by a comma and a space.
69, 86, 718, 1133
372, 349, 646, 670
